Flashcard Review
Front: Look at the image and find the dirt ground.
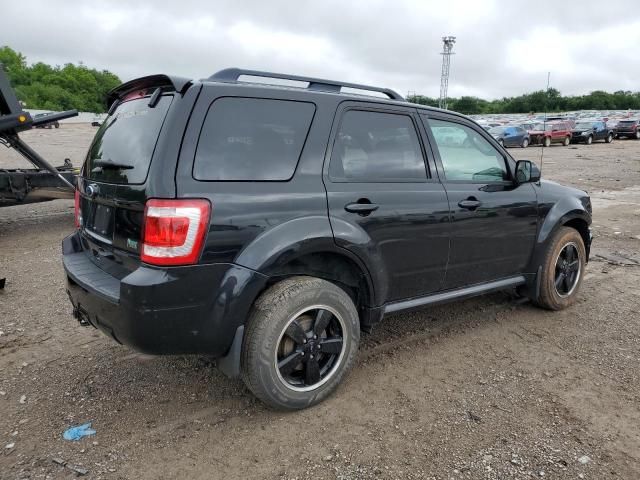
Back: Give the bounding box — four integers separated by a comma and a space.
1, 125, 639, 479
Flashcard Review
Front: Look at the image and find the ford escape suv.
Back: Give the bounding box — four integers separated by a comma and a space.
63, 68, 592, 410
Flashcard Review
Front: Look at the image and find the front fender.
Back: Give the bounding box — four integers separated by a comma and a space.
527, 193, 591, 273
537, 196, 591, 245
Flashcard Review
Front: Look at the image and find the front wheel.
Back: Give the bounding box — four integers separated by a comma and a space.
534, 227, 586, 310
635, 130, 640, 140
563, 136, 570, 146
521, 138, 529, 148
585, 135, 593, 145
605, 133, 613, 143
241, 276, 360, 410
543, 136, 551, 147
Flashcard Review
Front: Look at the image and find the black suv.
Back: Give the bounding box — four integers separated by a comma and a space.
571, 120, 614, 144
615, 119, 640, 140
63, 69, 592, 410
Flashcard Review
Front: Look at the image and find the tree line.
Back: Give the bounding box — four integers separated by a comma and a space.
2, 45, 639, 115
0, 46, 121, 113
408, 87, 640, 115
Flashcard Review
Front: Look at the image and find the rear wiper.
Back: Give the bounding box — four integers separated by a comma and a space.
91, 159, 134, 170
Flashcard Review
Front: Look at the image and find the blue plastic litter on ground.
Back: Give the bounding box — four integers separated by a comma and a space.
63, 422, 96, 441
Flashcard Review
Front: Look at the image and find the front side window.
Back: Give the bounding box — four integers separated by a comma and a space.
427, 118, 508, 182
194, 97, 315, 181
329, 110, 427, 182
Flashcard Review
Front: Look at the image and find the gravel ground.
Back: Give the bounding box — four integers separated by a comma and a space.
1, 126, 639, 479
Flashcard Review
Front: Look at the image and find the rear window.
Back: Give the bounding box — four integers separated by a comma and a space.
193, 97, 315, 181
618, 120, 637, 126
85, 95, 172, 184
329, 110, 427, 182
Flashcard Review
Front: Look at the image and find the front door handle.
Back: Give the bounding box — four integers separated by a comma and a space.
458, 198, 481, 210
345, 202, 379, 215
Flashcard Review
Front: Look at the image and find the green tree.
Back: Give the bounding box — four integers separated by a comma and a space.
0, 46, 121, 112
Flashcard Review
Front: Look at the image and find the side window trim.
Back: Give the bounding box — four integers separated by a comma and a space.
420, 113, 514, 184
326, 104, 433, 184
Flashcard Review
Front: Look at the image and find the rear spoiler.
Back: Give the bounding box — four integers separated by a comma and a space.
106, 74, 192, 109
0, 63, 78, 189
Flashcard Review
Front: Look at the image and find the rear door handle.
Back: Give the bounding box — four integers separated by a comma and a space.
458, 198, 481, 210
344, 202, 379, 215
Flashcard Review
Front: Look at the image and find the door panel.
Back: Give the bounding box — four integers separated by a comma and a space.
422, 115, 538, 289
439, 182, 538, 287
327, 183, 450, 301
325, 105, 450, 303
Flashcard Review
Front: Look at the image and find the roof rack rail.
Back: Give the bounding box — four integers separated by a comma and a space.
209, 68, 405, 101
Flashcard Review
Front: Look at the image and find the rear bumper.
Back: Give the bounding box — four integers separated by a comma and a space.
62, 232, 268, 356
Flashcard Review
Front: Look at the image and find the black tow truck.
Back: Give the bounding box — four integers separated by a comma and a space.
0, 62, 78, 203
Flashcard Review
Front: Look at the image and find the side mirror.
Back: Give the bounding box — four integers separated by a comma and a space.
515, 160, 541, 184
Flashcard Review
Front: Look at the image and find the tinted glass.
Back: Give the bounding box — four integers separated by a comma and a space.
428, 118, 508, 182
194, 98, 315, 181
86, 95, 172, 184
329, 110, 427, 182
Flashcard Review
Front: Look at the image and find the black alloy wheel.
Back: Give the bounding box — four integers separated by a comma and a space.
554, 242, 581, 297
276, 306, 345, 391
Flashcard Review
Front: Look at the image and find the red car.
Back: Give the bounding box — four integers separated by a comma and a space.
520, 121, 571, 147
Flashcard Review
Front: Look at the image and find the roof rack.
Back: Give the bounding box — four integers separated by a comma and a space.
209, 68, 405, 101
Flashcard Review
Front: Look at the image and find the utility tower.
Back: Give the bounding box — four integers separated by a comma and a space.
438, 36, 456, 109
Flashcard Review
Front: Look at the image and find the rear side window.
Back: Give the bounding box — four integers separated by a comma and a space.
329, 110, 427, 182
193, 98, 315, 181
86, 95, 173, 184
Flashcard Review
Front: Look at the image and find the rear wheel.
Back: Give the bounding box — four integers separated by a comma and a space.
521, 137, 529, 148
534, 227, 586, 310
563, 136, 570, 146
605, 133, 613, 143
543, 136, 551, 147
241, 276, 360, 410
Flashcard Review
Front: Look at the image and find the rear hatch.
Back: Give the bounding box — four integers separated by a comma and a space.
617, 120, 637, 131
78, 91, 173, 276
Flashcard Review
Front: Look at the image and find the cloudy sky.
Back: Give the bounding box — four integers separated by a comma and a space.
3, 1, 640, 99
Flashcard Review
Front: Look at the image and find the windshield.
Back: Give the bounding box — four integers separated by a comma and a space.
488, 126, 505, 134
575, 123, 593, 130
618, 120, 637, 126
85, 95, 173, 184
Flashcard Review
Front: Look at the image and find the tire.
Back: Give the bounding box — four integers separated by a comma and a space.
635, 130, 640, 140
605, 133, 613, 143
534, 227, 586, 311
543, 136, 551, 147
521, 137, 529, 148
563, 136, 570, 146
586, 135, 593, 145
241, 276, 360, 410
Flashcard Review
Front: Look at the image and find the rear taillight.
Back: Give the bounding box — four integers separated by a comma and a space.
74, 189, 82, 228
141, 199, 211, 266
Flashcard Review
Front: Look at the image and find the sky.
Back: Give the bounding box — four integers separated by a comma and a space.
2, 0, 640, 99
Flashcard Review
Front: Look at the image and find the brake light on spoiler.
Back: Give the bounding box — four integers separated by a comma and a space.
141, 199, 211, 266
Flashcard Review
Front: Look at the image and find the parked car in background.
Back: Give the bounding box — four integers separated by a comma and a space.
615, 119, 640, 139
489, 125, 530, 147
33, 112, 60, 129
526, 121, 572, 147
571, 120, 614, 144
